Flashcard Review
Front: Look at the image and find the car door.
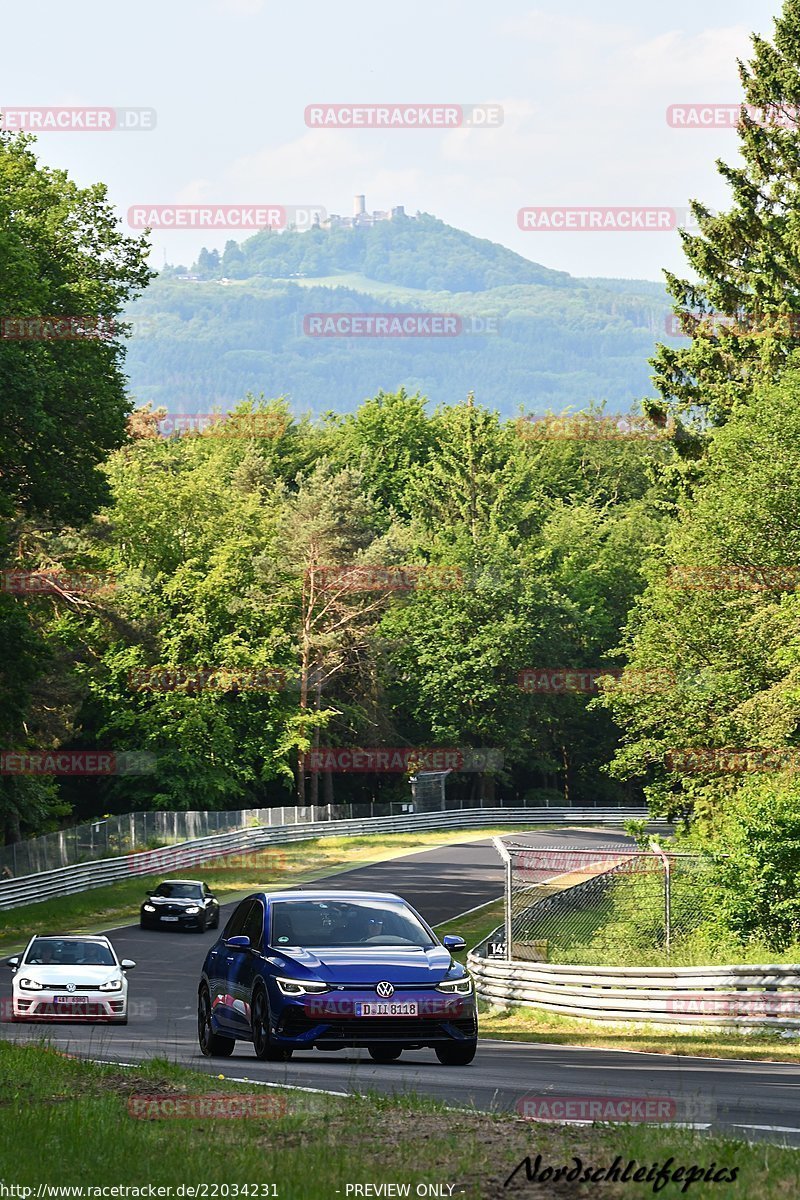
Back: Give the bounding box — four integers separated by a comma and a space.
222, 898, 265, 1034
208, 899, 250, 1033
202, 882, 217, 922
233, 898, 265, 1030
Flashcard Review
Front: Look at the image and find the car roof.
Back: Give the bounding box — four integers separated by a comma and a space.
30, 933, 111, 942
154, 879, 203, 885
264, 890, 405, 902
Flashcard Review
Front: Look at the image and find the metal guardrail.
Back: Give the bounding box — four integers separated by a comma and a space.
467, 951, 800, 1029
0, 807, 657, 911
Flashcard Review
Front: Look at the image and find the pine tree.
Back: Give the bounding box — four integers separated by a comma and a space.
649, 0, 800, 429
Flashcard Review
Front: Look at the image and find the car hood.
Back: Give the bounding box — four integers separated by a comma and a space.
145, 895, 200, 906
16, 965, 122, 987
268, 945, 460, 984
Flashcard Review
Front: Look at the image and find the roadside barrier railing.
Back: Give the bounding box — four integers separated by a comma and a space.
467, 948, 800, 1029
0, 806, 659, 911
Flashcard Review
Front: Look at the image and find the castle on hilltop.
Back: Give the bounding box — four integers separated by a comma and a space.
319, 195, 415, 230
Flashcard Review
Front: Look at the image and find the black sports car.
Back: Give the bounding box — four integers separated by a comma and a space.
140, 879, 220, 932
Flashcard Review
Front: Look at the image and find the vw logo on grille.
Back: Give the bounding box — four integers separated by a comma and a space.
66, 984, 77, 993
376, 981, 394, 999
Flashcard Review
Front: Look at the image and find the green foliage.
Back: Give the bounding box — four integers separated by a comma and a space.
650, 0, 800, 426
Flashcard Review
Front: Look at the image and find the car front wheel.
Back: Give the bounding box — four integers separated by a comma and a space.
435, 1039, 477, 1066
252, 989, 292, 1062
198, 986, 235, 1057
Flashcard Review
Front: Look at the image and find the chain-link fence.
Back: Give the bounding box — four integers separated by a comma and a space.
0, 794, 578, 878
490, 841, 716, 965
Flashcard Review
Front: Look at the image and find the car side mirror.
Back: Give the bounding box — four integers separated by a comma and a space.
121, 959, 136, 970
206, 893, 216, 900
5, 957, 19, 969
224, 935, 251, 951
442, 934, 467, 953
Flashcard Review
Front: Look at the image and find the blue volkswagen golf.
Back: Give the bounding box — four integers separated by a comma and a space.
197, 890, 477, 1065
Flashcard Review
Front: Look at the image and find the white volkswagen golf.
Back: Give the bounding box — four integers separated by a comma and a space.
6, 935, 136, 1024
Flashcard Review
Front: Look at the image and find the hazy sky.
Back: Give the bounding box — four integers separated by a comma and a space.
1, 0, 784, 281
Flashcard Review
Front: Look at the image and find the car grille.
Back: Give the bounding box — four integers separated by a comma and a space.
48, 983, 103, 991
28, 1002, 109, 1017
278, 1013, 476, 1041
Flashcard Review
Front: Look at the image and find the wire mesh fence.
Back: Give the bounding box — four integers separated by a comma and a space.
490, 842, 716, 966
0, 793, 569, 878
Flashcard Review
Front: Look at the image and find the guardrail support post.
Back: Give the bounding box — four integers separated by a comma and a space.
492, 836, 513, 961
650, 841, 671, 955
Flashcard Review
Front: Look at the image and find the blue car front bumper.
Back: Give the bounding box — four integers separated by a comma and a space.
268, 987, 477, 1049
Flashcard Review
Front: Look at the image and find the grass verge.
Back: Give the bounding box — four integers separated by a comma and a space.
1, 1041, 797, 1198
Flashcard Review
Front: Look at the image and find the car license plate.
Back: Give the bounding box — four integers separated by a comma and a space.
160, 915, 179, 922
55, 995, 88, 1005
355, 1001, 418, 1017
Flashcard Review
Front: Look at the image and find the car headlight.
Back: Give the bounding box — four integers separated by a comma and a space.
143, 904, 156, 912
436, 976, 473, 995
99, 978, 123, 992
276, 977, 329, 996
184, 906, 200, 914
18, 978, 43, 991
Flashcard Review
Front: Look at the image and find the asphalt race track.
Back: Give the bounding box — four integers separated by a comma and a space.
3, 829, 800, 1147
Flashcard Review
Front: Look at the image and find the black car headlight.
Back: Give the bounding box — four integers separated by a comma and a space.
436, 977, 473, 995
99, 978, 123, 992
184, 906, 201, 914
18, 978, 44, 991
143, 904, 156, 913
275, 977, 330, 996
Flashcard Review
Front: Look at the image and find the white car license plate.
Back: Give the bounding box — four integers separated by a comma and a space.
355, 1001, 418, 1017
55, 995, 88, 1005
161, 915, 179, 922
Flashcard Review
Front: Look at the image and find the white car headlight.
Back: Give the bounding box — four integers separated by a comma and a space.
99, 978, 123, 992
276, 977, 329, 996
184, 906, 200, 914
436, 976, 473, 995
18, 978, 44, 991
143, 904, 156, 912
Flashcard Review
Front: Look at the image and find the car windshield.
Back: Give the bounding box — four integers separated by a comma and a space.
25, 938, 116, 966
153, 882, 202, 899
269, 900, 435, 948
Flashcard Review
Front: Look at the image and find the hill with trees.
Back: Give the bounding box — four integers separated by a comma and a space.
123, 215, 675, 416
